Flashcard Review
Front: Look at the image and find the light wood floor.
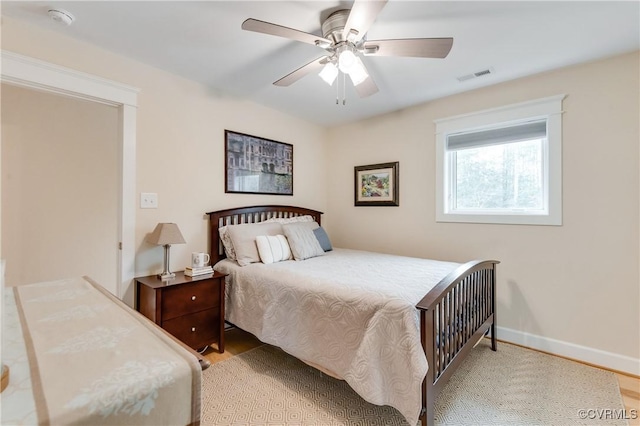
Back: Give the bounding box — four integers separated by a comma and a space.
204, 328, 640, 425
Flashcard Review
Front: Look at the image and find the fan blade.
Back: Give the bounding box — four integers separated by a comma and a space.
273, 57, 328, 87
242, 18, 332, 47
354, 75, 379, 98
348, 59, 378, 98
342, 0, 388, 42
363, 38, 453, 58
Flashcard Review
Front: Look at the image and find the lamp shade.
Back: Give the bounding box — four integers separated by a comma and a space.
338, 48, 356, 73
319, 62, 338, 86
147, 223, 186, 246
348, 57, 369, 86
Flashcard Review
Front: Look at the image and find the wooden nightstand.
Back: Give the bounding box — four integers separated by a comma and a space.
136, 271, 225, 352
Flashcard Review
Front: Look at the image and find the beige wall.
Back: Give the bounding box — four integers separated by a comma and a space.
326, 52, 640, 363
2, 16, 637, 370
1, 17, 328, 301
1, 84, 119, 287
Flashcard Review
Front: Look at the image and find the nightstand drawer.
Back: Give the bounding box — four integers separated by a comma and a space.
136, 271, 226, 353
163, 308, 220, 349
162, 279, 220, 320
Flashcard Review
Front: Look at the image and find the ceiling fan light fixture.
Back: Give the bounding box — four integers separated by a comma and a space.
337, 46, 357, 72
348, 57, 369, 86
319, 62, 339, 85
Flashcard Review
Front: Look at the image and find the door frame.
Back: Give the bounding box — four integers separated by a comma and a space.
1, 50, 138, 303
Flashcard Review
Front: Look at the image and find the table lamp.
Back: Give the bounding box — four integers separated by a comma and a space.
147, 223, 186, 280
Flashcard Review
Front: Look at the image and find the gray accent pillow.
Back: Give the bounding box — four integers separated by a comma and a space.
313, 227, 333, 252
282, 222, 325, 261
288, 220, 319, 231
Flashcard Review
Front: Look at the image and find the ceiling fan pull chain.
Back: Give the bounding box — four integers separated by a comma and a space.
342, 71, 347, 106
336, 70, 340, 105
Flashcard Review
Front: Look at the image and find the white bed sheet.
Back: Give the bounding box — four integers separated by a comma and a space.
214, 248, 459, 425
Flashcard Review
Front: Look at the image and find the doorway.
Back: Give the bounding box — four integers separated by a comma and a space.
0, 51, 138, 304
2, 84, 119, 288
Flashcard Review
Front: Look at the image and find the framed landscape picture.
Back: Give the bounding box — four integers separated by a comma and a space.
354, 162, 399, 206
225, 130, 293, 195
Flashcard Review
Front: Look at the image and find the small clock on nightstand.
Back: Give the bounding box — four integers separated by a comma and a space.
135, 271, 226, 352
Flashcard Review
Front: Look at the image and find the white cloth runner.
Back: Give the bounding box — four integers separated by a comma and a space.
2, 277, 201, 426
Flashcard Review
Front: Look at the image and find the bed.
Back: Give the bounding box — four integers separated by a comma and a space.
207, 205, 498, 425
2, 276, 205, 425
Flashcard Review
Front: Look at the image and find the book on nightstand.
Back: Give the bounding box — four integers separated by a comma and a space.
184, 266, 214, 277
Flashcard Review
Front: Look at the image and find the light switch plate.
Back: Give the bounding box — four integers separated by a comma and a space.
140, 192, 158, 209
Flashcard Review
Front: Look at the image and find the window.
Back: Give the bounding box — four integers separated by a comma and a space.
435, 95, 565, 225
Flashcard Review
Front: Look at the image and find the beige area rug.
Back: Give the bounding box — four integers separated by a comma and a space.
201, 340, 627, 425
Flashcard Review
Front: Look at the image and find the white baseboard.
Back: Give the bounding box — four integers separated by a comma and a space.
496, 326, 640, 376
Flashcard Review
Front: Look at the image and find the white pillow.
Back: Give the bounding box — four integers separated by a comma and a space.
218, 219, 314, 263
227, 222, 284, 266
256, 235, 292, 264
264, 215, 314, 224
282, 222, 325, 261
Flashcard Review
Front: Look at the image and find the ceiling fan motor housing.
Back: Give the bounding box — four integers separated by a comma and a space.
322, 10, 351, 44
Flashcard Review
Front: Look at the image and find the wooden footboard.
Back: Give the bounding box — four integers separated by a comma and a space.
416, 260, 499, 426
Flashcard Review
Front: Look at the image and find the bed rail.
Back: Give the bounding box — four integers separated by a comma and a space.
206, 205, 323, 265
416, 259, 499, 426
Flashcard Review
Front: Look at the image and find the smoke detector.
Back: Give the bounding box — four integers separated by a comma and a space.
48, 8, 75, 26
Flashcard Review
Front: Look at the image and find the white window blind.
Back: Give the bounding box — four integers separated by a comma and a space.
447, 120, 547, 151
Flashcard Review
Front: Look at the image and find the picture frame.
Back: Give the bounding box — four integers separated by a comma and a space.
354, 162, 399, 206
225, 130, 293, 195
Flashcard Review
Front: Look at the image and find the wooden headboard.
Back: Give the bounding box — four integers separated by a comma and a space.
206, 205, 323, 265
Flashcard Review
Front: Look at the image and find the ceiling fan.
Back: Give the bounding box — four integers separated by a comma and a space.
241, 0, 453, 102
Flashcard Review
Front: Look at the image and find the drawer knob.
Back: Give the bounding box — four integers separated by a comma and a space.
191, 327, 196, 332
191, 295, 196, 301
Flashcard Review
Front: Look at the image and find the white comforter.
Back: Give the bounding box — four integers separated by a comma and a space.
214, 248, 459, 425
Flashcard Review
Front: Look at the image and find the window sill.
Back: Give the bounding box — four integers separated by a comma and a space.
436, 212, 562, 226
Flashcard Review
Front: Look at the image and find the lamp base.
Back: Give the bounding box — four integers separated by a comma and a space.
158, 272, 175, 280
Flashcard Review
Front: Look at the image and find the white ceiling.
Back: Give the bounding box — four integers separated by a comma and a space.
2, 1, 639, 127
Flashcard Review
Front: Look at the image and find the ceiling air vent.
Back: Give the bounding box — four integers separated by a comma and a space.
457, 67, 494, 82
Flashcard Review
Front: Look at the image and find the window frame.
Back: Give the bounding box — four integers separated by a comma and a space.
435, 95, 566, 226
